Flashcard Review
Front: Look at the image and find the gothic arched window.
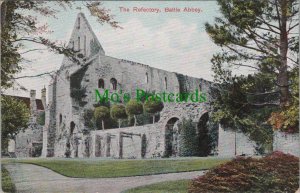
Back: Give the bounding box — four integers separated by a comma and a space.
59, 114, 62, 125
145, 73, 149, 83
110, 78, 117, 90
164, 77, 167, 90
98, 79, 104, 89
78, 37, 81, 51
77, 17, 80, 29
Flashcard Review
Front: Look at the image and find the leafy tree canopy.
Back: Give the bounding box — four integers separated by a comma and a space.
110, 104, 127, 120
1, 0, 120, 89
1, 95, 30, 149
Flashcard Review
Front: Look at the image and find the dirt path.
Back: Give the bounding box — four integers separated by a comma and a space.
4, 163, 205, 193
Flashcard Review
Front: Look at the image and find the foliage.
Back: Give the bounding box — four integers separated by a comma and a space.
179, 119, 200, 157
206, 0, 299, 149
189, 151, 299, 193
93, 106, 110, 130
1, 95, 30, 149
207, 120, 219, 154
110, 104, 127, 128
83, 109, 94, 128
144, 99, 164, 114
32, 144, 43, 157
1, 167, 16, 193
110, 104, 127, 120
268, 69, 299, 133
1, 0, 120, 89
125, 99, 143, 126
144, 99, 164, 123
70, 87, 86, 100
37, 111, 45, 125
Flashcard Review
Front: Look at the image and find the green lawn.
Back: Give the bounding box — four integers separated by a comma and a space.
3, 157, 228, 178
1, 167, 16, 193
125, 179, 190, 193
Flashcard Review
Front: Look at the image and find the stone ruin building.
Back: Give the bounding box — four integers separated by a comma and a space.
7, 89, 46, 157
39, 13, 257, 158
9, 13, 262, 158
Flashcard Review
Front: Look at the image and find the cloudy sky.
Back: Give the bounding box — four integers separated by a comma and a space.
6, 1, 223, 98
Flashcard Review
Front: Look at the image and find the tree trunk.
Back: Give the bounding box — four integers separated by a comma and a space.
101, 120, 105, 130
118, 119, 121, 128
278, 0, 289, 107
152, 115, 155, 124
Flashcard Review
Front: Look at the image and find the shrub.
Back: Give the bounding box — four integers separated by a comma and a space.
189, 151, 299, 193
83, 109, 94, 128
144, 99, 164, 123
94, 106, 110, 130
37, 111, 45, 125
125, 99, 143, 126
179, 119, 200, 157
110, 104, 127, 128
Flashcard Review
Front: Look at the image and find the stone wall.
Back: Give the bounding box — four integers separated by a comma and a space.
273, 131, 299, 157
15, 124, 43, 157
90, 123, 164, 159
218, 125, 257, 157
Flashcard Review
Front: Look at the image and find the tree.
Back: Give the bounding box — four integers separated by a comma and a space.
143, 99, 164, 124
110, 104, 127, 128
1, 0, 120, 89
206, 0, 299, 149
125, 99, 143, 126
94, 106, 110, 130
83, 109, 94, 129
1, 96, 30, 149
179, 119, 200, 157
206, 0, 299, 107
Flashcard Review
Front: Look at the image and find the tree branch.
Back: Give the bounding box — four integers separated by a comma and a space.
12, 71, 55, 79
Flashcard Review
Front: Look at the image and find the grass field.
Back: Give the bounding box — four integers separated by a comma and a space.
3, 157, 228, 178
124, 179, 190, 193
1, 167, 16, 193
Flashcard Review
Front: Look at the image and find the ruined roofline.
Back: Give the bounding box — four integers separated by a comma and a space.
78, 13, 105, 54
103, 55, 212, 83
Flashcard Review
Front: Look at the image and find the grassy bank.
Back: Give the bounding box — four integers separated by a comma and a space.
1, 167, 16, 193
3, 157, 228, 178
125, 179, 190, 193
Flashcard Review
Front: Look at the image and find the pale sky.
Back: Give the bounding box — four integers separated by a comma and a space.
5, 1, 225, 98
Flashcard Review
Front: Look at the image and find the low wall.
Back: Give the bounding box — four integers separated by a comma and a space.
90, 123, 165, 159
273, 131, 299, 157
218, 125, 257, 157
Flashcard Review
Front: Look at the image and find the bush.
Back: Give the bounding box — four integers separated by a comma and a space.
179, 119, 200, 157
189, 151, 299, 193
110, 104, 127, 128
83, 109, 94, 128
94, 106, 110, 130
125, 99, 143, 126
144, 99, 164, 123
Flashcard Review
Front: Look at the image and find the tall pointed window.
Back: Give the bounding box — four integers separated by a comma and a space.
84, 36, 87, 55
145, 72, 149, 83
164, 77, 167, 89
110, 78, 117, 90
78, 37, 80, 51
77, 17, 80, 29
98, 79, 104, 89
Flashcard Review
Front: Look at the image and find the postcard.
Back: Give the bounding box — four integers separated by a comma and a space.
1, 1, 299, 193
